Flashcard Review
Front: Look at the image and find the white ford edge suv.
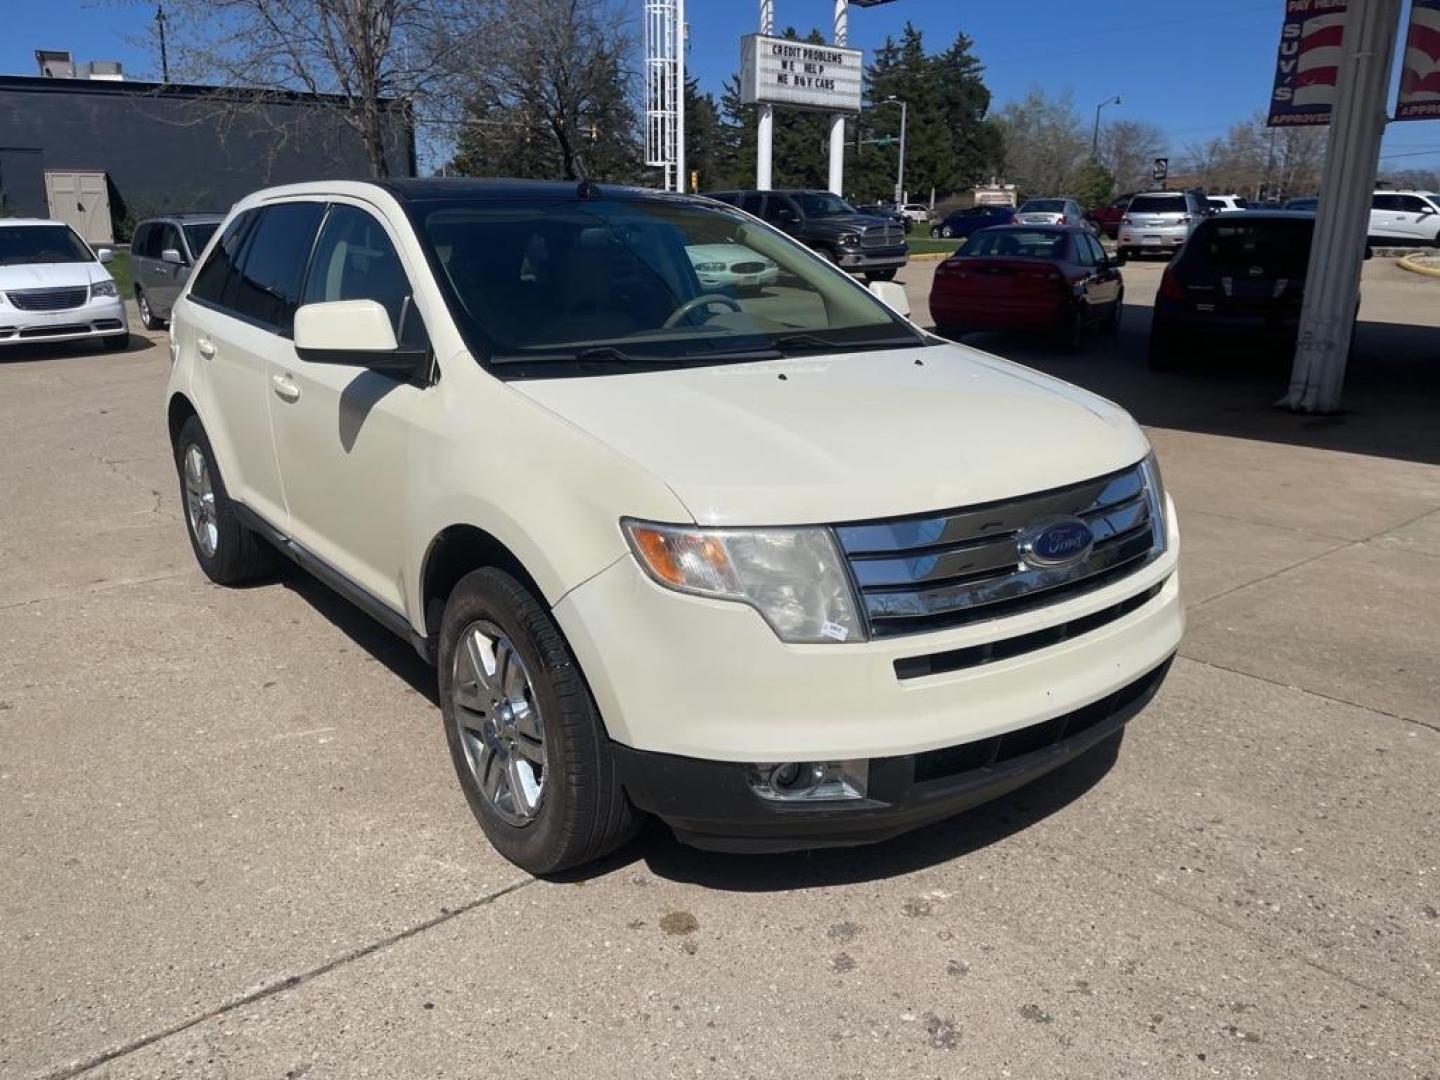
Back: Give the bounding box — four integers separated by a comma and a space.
0, 218, 129, 351
165, 180, 1182, 873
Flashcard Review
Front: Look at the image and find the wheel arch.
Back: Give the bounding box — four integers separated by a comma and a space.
167, 391, 199, 447
419, 524, 549, 644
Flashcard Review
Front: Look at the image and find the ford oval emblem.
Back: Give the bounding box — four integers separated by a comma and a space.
1019, 517, 1094, 569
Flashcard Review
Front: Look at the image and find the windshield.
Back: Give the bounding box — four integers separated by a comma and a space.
412, 196, 919, 371
1187, 220, 1314, 275
0, 224, 93, 266
1129, 194, 1186, 214
1019, 199, 1065, 213
183, 222, 219, 255
791, 192, 856, 218
959, 229, 1067, 259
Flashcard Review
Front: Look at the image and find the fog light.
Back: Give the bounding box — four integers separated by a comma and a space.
747, 759, 868, 802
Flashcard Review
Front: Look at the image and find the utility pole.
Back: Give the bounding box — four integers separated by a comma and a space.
156, 4, 170, 83
1092, 94, 1119, 159
884, 96, 907, 206
675, 0, 686, 193
756, 0, 773, 189
827, 0, 847, 195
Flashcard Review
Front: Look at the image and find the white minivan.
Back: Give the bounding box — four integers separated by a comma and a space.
165, 180, 1182, 872
0, 218, 129, 351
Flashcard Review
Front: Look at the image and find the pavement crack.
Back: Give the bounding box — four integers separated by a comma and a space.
43, 876, 538, 1080
1175, 654, 1439, 734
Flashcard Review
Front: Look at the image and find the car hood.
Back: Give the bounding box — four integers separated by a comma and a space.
0, 262, 108, 290
511, 342, 1151, 526
685, 244, 774, 266
806, 214, 892, 233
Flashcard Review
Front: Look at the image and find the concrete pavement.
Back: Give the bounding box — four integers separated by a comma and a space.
2, 269, 1438, 1079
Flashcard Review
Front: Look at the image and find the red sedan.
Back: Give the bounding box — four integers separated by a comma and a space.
929, 225, 1125, 352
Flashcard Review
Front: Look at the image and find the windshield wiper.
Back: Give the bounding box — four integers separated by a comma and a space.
771, 332, 921, 355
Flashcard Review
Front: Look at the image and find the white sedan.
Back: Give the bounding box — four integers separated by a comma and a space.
685, 242, 780, 292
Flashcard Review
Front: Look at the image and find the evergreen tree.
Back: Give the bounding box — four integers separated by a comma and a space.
683, 77, 726, 193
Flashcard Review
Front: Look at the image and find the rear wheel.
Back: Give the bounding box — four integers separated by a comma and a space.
173, 415, 276, 584
1057, 308, 1085, 354
1102, 290, 1124, 335
439, 568, 638, 875
941, 224, 955, 238
136, 289, 164, 331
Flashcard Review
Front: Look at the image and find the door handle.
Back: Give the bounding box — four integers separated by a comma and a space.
271, 373, 301, 402
196, 338, 216, 358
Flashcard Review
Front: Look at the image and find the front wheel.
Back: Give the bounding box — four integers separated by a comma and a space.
136, 289, 164, 331
941, 225, 955, 238
173, 415, 275, 584
439, 568, 638, 875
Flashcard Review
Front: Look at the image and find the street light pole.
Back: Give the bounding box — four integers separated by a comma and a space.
885, 95, 907, 207
1092, 95, 1120, 159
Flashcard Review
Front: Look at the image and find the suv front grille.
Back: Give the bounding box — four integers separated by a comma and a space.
7, 286, 89, 311
862, 224, 905, 248
836, 461, 1162, 638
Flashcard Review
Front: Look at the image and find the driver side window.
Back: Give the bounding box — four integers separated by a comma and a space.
302, 205, 429, 349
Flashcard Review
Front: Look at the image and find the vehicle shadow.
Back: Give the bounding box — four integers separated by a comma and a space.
939, 302, 1440, 466
566, 732, 1124, 891
0, 330, 158, 363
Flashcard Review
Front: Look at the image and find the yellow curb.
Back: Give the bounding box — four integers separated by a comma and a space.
1398, 253, 1440, 278
908, 251, 954, 262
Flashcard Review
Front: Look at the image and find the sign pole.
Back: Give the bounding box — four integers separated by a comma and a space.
827, 0, 848, 195
757, 0, 774, 189
1281, 0, 1401, 413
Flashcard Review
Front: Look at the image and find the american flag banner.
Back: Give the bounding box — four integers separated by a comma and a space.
1267, 0, 1349, 127
1396, 0, 1440, 121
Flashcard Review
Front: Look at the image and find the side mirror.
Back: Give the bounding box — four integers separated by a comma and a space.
294, 299, 426, 375
96, 248, 113, 264
161, 247, 186, 266
868, 279, 910, 318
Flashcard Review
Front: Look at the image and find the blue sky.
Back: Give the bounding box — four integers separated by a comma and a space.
4, 0, 1438, 168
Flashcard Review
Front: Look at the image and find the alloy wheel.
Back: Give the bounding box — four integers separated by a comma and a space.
451, 621, 546, 826
182, 444, 218, 558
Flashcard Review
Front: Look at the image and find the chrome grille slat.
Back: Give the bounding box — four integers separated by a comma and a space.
836, 462, 1161, 637
7, 286, 89, 311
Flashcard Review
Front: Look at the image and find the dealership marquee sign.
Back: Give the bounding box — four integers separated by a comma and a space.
740, 34, 863, 114
1396, 0, 1440, 121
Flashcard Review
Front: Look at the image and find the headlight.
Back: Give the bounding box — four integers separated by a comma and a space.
1141, 451, 1168, 554
90, 280, 119, 299
838, 233, 860, 247
693, 262, 726, 272
623, 520, 865, 644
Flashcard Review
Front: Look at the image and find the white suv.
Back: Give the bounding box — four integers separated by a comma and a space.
0, 219, 128, 351
1369, 190, 1440, 244
165, 180, 1182, 872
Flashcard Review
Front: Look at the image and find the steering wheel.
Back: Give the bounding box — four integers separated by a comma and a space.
662, 293, 743, 329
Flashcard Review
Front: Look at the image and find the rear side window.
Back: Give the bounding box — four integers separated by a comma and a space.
226, 202, 325, 332
190, 212, 256, 306
302, 205, 426, 348
1129, 195, 1186, 214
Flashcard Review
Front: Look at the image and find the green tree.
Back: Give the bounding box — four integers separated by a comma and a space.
1073, 160, 1116, 207
683, 77, 726, 193
717, 28, 832, 190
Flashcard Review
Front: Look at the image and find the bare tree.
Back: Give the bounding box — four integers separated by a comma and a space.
1182, 112, 1326, 199
1096, 119, 1166, 194
447, 0, 641, 182
159, 0, 468, 178
994, 87, 1089, 198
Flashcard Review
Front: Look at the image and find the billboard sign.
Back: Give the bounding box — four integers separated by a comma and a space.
740, 34, 863, 114
1396, 0, 1440, 121
1267, 0, 1348, 126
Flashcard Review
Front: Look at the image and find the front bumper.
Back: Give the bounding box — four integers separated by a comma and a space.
1154, 298, 1300, 340
615, 656, 1172, 852
0, 295, 128, 345
834, 247, 909, 271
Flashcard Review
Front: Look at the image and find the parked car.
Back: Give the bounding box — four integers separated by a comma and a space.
130, 213, 224, 329
1282, 196, 1319, 211
1204, 195, 1248, 213
929, 204, 1018, 239
165, 178, 1181, 872
1369, 190, 1440, 245
704, 188, 909, 281
684, 240, 780, 293
1085, 194, 1134, 239
1116, 191, 1208, 259
929, 225, 1125, 352
899, 202, 933, 225
1147, 211, 1368, 370
1014, 197, 1088, 229
0, 218, 128, 351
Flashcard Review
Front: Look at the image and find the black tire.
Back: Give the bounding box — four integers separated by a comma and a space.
1057, 308, 1085, 354
100, 332, 130, 352
173, 415, 276, 585
941, 225, 955, 238
136, 289, 164, 331
865, 268, 897, 282
438, 568, 638, 875
930, 226, 942, 239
